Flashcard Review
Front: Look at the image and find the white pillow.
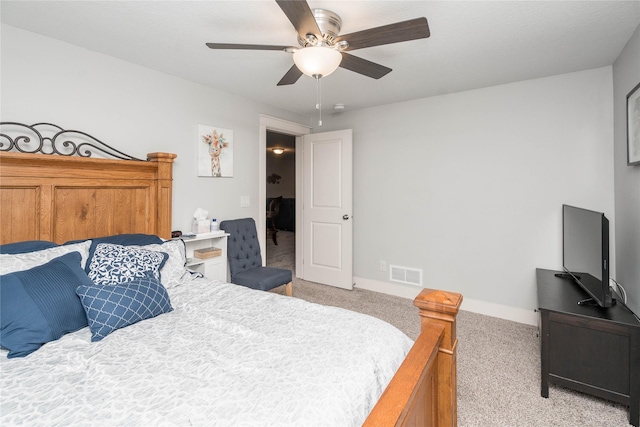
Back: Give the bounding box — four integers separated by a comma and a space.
0, 240, 91, 275
129, 239, 189, 289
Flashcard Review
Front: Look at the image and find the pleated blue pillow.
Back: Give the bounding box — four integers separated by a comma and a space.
76, 275, 173, 342
0, 252, 90, 358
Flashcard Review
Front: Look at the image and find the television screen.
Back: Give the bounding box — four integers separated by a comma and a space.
562, 205, 613, 307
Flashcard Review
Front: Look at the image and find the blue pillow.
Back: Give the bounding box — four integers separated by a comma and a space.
81, 234, 164, 273
76, 275, 173, 342
0, 240, 58, 254
0, 252, 90, 358
87, 243, 168, 285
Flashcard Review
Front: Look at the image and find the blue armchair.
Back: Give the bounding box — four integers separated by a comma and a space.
219, 218, 293, 296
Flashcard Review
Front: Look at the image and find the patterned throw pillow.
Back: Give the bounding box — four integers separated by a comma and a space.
82, 233, 164, 274
87, 243, 168, 285
76, 275, 173, 342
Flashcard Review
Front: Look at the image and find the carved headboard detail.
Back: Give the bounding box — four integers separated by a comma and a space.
0, 122, 176, 244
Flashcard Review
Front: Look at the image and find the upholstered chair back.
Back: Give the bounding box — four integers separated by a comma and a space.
220, 218, 263, 281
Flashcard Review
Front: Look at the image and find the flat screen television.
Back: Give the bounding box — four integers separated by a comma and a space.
562, 204, 613, 307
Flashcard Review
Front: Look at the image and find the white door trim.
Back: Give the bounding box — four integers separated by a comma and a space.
258, 115, 311, 265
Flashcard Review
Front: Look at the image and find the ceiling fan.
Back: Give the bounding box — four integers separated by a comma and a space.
206, 0, 430, 86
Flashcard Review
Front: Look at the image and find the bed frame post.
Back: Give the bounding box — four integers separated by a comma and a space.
147, 152, 176, 240
414, 288, 463, 427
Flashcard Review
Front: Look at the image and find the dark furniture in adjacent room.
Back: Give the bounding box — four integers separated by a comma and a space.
536, 268, 640, 426
266, 196, 282, 245
266, 197, 295, 232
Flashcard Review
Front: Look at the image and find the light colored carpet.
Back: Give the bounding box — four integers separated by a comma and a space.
267, 231, 630, 427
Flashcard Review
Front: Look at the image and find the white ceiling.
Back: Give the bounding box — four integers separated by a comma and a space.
1, 1, 639, 117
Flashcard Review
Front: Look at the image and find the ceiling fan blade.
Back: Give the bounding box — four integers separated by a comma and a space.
206, 43, 292, 51
335, 17, 430, 51
339, 53, 392, 79
275, 0, 321, 40
277, 64, 304, 86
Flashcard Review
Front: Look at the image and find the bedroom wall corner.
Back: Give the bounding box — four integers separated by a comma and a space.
612, 23, 640, 316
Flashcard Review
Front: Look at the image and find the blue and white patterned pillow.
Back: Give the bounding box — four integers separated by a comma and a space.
87, 243, 168, 285
81, 234, 164, 274
76, 275, 173, 342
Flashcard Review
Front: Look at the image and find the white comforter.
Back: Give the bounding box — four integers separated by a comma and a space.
0, 278, 413, 426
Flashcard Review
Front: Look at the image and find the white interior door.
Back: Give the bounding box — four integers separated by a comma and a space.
299, 129, 353, 289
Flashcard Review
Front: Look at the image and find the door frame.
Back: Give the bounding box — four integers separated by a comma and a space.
258, 115, 311, 266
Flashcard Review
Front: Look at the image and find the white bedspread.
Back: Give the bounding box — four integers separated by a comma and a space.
0, 278, 413, 426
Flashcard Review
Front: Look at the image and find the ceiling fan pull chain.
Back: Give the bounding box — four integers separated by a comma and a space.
315, 75, 322, 126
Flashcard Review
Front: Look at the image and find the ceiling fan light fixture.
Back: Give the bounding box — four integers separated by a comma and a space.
293, 46, 342, 78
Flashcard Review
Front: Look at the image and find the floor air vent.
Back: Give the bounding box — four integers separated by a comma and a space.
389, 265, 423, 286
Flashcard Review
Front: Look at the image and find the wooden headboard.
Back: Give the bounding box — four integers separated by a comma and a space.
0, 123, 176, 244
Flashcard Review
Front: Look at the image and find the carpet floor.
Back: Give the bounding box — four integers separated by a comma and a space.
266, 231, 630, 427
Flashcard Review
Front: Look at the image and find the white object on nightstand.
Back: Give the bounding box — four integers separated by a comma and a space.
181, 231, 229, 282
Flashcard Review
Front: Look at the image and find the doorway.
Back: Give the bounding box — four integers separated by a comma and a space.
258, 115, 310, 274
265, 130, 296, 272
258, 115, 353, 290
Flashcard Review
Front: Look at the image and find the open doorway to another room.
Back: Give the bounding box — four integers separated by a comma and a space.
266, 130, 296, 273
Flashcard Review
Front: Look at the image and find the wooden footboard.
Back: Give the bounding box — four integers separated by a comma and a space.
364, 289, 462, 427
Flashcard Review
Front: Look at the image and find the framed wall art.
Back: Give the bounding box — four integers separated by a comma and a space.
627, 82, 640, 166
198, 124, 234, 177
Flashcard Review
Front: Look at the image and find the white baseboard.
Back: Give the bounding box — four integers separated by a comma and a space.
354, 276, 538, 326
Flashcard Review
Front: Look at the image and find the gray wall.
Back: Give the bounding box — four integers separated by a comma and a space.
266, 153, 296, 199
613, 24, 640, 316
1, 25, 309, 232
321, 68, 615, 314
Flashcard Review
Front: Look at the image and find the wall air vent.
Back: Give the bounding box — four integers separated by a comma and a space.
389, 265, 423, 286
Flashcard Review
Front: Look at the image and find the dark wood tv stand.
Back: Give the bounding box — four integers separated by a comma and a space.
536, 269, 640, 426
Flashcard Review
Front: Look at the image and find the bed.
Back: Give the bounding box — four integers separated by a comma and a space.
0, 123, 462, 426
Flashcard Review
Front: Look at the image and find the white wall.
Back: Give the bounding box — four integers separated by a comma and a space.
613, 24, 640, 316
322, 67, 615, 321
0, 25, 309, 232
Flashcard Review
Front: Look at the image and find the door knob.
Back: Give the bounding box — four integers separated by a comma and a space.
343, 214, 350, 220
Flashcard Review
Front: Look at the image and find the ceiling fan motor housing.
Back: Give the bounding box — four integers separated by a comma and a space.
298, 9, 342, 47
